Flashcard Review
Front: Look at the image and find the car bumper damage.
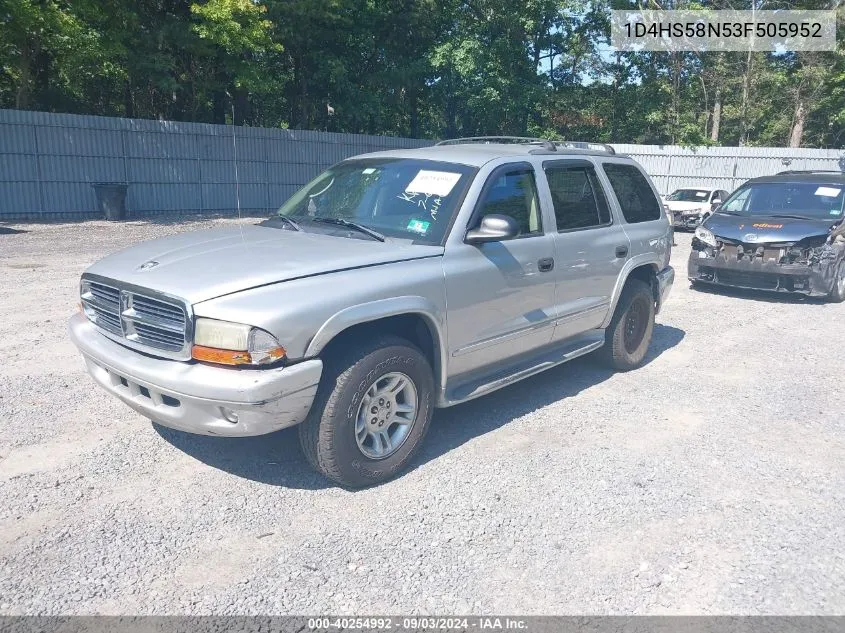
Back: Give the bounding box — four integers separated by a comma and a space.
672, 212, 705, 230
688, 236, 844, 297
68, 313, 322, 436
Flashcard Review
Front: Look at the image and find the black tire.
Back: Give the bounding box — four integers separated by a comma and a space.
828, 261, 845, 303
598, 278, 655, 371
298, 335, 434, 488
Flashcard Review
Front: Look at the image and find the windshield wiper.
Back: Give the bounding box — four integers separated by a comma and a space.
311, 217, 386, 242
274, 215, 302, 231
769, 214, 815, 221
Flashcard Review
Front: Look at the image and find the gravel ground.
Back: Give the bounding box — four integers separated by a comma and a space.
1, 217, 844, 615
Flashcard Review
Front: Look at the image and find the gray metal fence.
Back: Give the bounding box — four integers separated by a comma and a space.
616, 143, 845, 195
0, 109, 432, 220
1, 109, 844, 220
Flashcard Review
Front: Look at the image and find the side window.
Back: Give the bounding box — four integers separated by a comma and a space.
602, 163, 662, 223
545, 165, 611, 231
475, 168, 542, 236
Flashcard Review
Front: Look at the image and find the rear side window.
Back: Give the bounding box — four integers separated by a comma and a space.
475, 167, 542, 236
545, 165, 611, 231
602, 163, 662, 223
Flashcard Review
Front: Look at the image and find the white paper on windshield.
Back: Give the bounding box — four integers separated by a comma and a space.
815, 186, 841, 197
406, 170, 462, 196
695, 191, 707, 197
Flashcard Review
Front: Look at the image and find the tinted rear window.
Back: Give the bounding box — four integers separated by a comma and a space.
602, 163, 662, 223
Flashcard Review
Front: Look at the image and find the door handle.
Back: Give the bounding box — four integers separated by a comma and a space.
538, 257, 554, 272
615, 245, 629, 258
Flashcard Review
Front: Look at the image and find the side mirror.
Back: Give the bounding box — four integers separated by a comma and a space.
465, 214, 520, 244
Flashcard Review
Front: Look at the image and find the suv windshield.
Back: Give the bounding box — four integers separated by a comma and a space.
720, 182, 845, 220
275, 158, 476, 244
666, 189, 710, 202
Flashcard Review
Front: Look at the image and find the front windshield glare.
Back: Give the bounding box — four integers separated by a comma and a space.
277, 158, 476, 243
667, 189, 710, 202
720, 182, 845, 219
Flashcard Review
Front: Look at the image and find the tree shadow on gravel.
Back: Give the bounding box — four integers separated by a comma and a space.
410, 323, 685, 473
155, 323, 685, 490
690, 281, 832, 305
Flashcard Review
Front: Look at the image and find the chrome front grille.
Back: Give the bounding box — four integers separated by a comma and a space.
81, 277, 191, 359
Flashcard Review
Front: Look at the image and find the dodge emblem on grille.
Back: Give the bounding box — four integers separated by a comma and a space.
138, 260, 159, 271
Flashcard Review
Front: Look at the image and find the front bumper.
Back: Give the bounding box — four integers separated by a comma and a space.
687, 249, 833, 297
672, 212, 704, 230
656, 266, 675, 312
69, 313, 322, 436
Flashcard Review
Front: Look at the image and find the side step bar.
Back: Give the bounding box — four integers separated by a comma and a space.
441, 329, 605, 407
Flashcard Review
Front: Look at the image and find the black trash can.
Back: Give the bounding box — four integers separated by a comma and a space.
93, 183, 128, 221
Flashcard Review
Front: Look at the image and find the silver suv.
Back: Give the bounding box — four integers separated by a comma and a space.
69, 137, 674, 487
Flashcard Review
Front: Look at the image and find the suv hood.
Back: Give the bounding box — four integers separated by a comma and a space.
85, 224, 443, 304
704, 212, 841, 244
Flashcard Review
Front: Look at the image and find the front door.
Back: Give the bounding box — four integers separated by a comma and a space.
442, 163, 557, 380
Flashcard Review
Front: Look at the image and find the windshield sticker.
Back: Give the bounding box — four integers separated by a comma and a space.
362, 168, 377, 174
406, 170, 462, 197
815, 186, 842, 197
407, 219, 431, 235
396, 191, 443, 221
695, 191, 707, 198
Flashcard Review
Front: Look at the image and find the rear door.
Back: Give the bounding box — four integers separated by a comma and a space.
442, 162, 557, 379
599, 159, 670, 282
539, 159, 630, 342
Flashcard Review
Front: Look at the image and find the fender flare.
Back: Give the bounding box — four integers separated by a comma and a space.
600, 254, 661, 329
304, 296, 448, 393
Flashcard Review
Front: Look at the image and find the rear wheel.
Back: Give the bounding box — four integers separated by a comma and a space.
599, 279, 655, 371
828, 261, 845, 303
299, 335, 434, 488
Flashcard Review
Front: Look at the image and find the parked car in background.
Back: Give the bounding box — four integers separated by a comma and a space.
689, 170, 845, 302
69, 137, 674, 487
663, 187, 730, 230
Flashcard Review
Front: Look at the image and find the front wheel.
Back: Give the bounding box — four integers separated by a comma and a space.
598, 279, 655, 371
298, 336, 434, 488
828, 261, 845, 303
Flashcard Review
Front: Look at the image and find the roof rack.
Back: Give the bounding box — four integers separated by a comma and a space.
435, 136, 555, 148
539, 140, 616, 155
434, 136, 616, 155
777, 169, 844, 175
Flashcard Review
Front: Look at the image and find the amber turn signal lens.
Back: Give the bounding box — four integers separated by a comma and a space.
191, 345, 252, 366
191, 345, 285, 366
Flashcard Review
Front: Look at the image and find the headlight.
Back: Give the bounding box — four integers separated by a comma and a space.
694, 226, 717, 248
192, 318, 285, 366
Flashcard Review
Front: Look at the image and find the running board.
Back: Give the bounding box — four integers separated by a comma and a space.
442, 330, 605, 406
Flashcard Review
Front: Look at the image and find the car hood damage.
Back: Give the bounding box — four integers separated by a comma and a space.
705, 212, 841, 243
85, 224, 443, 303
665, 200, 710, 214
692, 213, 845, 296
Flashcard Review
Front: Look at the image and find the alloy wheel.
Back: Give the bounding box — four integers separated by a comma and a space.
354, 372, 418, 460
